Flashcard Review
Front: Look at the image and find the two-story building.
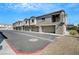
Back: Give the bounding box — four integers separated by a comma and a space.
13, 10, 67, 34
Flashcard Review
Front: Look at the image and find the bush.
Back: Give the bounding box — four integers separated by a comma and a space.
71, 26, 77, 30
70, 30, 78, 35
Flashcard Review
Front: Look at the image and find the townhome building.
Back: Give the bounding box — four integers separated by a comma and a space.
13, 21, 23, 30
13, 10, 67, 34
0, 24, 13, 30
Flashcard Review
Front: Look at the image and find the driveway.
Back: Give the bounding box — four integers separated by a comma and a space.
1, 30, 56, 53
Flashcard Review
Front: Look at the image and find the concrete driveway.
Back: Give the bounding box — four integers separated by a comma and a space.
1, 30, 56, 53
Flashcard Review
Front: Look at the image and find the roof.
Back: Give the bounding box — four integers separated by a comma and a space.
13, 10, 65, 24
30, 16, 36, 18
36, 10, 65, 18
24, 18, 30, 21
24, 10, 65, 20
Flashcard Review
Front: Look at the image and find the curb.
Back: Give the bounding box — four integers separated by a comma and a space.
4, 40, 16, 54
6, 41, 50, 55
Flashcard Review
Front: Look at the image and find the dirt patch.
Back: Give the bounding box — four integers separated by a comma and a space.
39, 36, 79, 55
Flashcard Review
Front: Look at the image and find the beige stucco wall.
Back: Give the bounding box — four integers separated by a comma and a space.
0, 25, 13, 30
36, 13, 60, 26
36, 11, 66, 34
30, 17, 37, 25
55, 11, 66, 34
23, 20, 29, 26
13, 11, 66, 34
36, 15, 52, 25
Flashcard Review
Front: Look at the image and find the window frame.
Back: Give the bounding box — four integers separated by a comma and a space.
26, 21, 27, 24
32, 19, 34, 23
42, 18, 45, 21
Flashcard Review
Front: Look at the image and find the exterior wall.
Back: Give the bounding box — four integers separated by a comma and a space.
29, 17, 37, 32
23, 20, 29, 26
13, 10, 66, 34
36, 13, 60, 26
0, 24, 13, 30
55, 11, 66, 34
30, 17, 37, 25
35, 11, 66, 34
36, 15, 52, 26
7, 25, 13, 30
13, 21, 23, 31
56, 25, 64, 34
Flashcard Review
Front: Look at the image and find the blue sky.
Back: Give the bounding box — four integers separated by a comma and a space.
0, 3, 79, 24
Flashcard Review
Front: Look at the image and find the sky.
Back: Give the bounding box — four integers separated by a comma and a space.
0, 3, 79, 25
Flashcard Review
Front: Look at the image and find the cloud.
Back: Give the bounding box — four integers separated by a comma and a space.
1, 3, 79, 14
1, 3, 73, 14
1, 3, 59, 13
0, 3, 79, 24
1, 3, 79, 11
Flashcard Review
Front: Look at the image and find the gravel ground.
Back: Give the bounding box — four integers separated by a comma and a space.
39, 36, 79, 55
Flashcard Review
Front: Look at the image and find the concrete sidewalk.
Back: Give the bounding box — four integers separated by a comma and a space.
0, 40, 15, 55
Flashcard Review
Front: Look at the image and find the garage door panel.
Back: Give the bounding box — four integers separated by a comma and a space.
31, 26, 39, 32
42, 26, 55, 33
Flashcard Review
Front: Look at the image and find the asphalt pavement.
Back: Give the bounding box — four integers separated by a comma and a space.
1, 30, 56, 53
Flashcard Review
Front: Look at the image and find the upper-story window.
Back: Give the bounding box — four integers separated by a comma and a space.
42, 18, 45, 21
26, 21, 27, 24
52, 14, 60, 22
32, 19, 34, 23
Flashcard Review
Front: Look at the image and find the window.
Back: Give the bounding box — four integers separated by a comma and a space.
26, 21, 27, 24
52, 14, 60, 22
32, 19, 34, 23
52, 15, 56, 22
42, 18, 45, 21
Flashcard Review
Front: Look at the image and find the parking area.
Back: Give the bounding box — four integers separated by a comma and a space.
1, 30, 56, 54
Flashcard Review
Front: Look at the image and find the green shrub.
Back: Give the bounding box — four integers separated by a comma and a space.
71, 26, 77, 30
70, 30, 78, 35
